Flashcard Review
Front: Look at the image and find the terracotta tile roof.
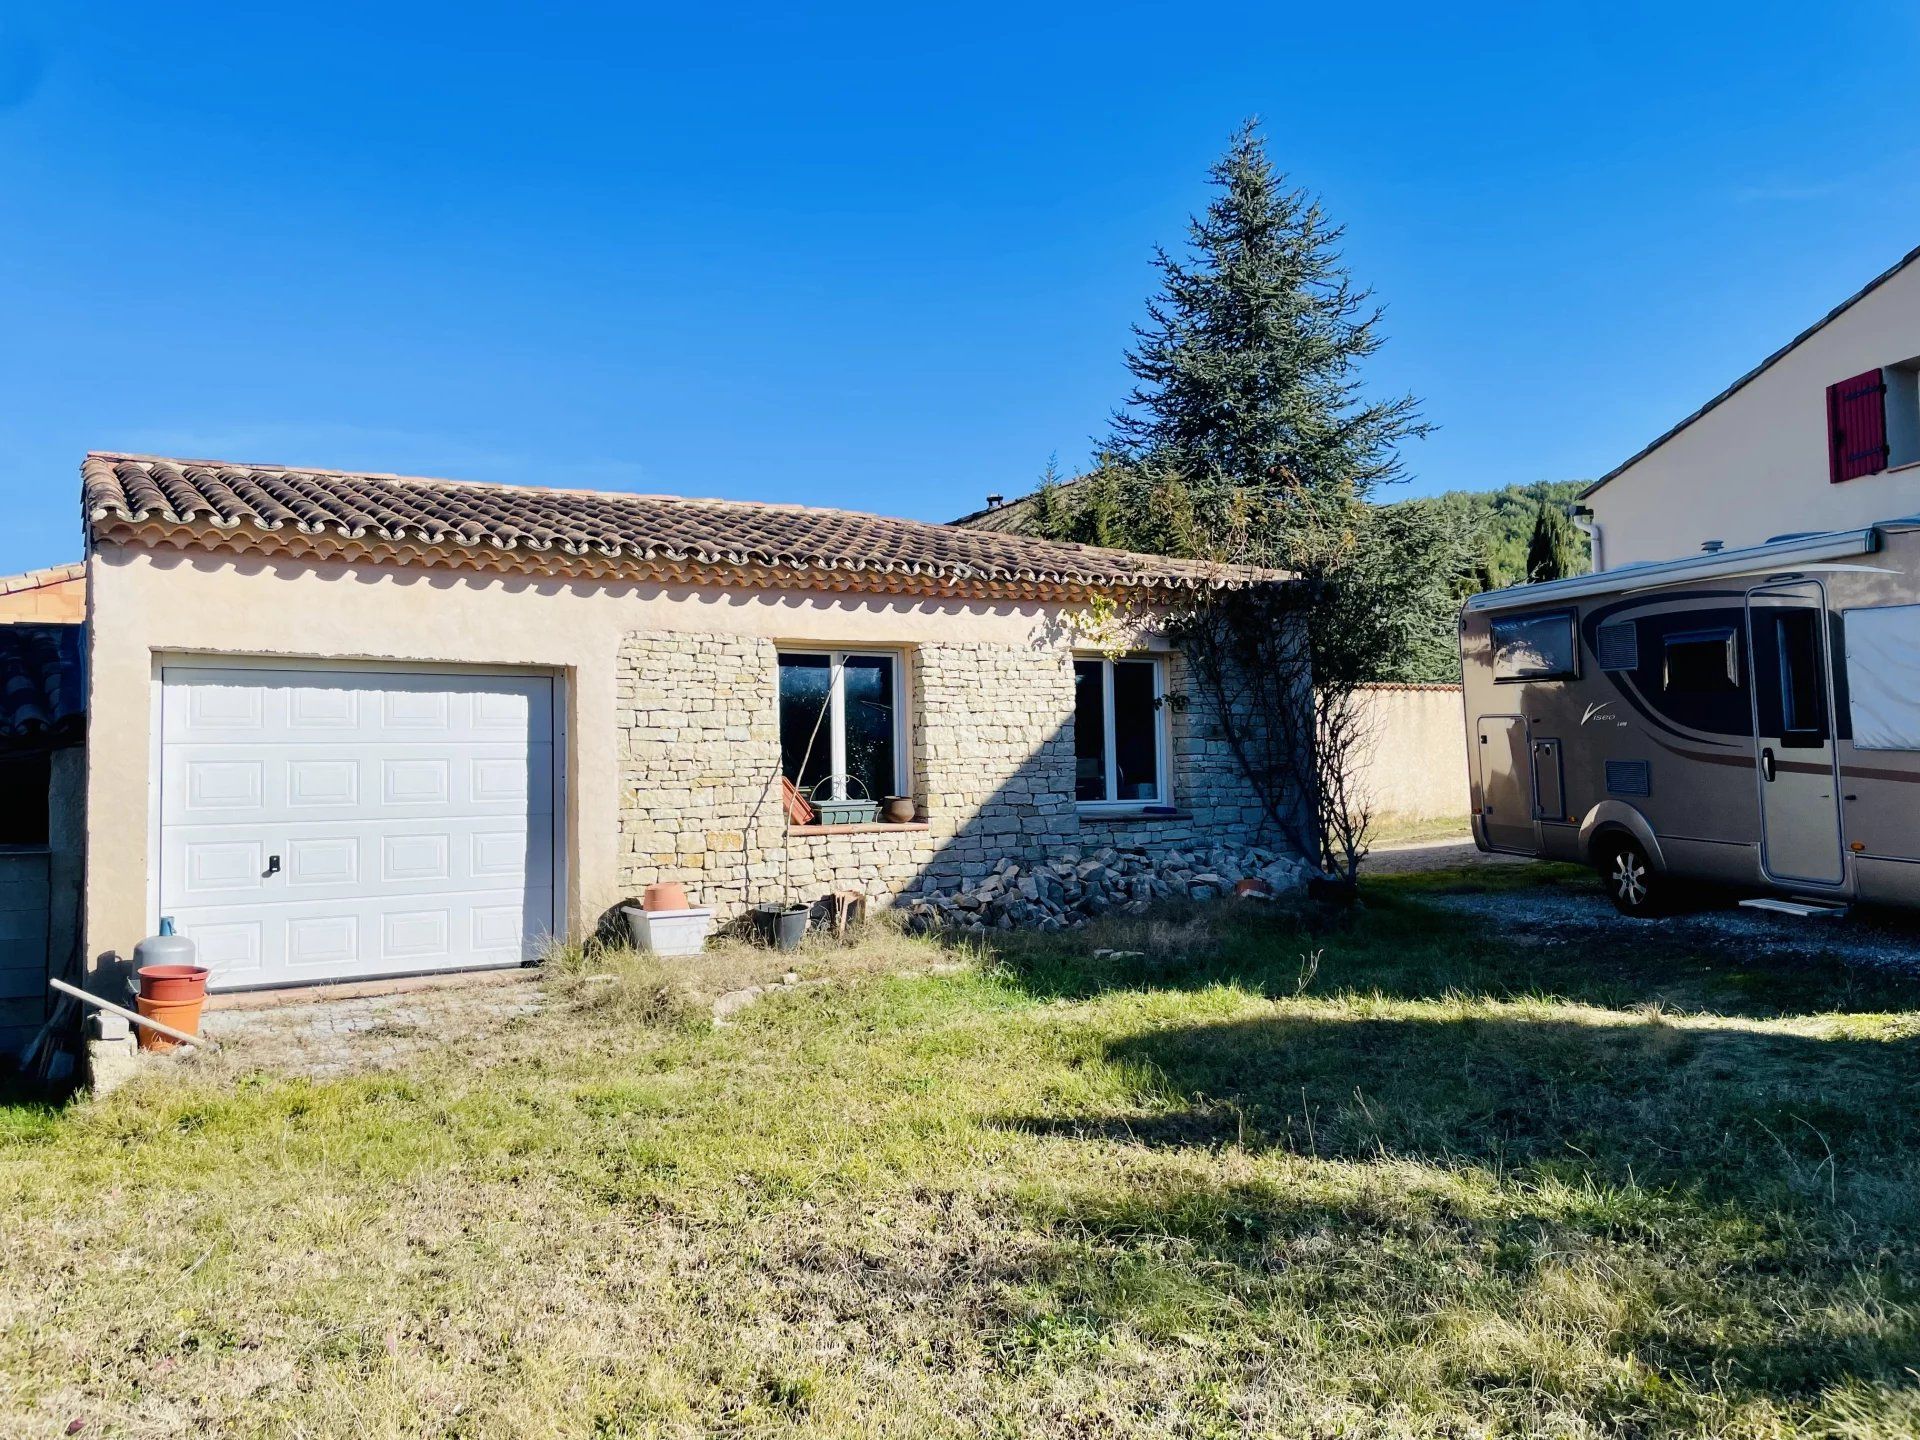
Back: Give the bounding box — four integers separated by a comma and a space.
0, 624, 84, 745
83, 453, 1274, 600
0, 562, 85, 594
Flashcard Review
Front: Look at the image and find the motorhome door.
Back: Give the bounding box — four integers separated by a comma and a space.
1477, 715, 1533, 852
1747, 582, 1845, 886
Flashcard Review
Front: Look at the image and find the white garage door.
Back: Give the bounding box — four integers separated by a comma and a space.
157, 665, 558, 990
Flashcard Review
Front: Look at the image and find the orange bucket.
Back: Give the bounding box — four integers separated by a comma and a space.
134, 994, 205, 1053
137, 964, 209, 1003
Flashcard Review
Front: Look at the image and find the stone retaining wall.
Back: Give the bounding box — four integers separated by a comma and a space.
616, 630, 1288, 923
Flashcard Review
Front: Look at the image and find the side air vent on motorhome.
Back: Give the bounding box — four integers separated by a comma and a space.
1605, 760, 1651, 797
1597, 622, 1639, 671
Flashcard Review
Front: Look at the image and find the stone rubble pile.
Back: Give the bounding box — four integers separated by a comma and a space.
905, 843, 1308, 934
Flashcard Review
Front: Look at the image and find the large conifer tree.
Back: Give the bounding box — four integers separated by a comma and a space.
1103, 120, 1429, 563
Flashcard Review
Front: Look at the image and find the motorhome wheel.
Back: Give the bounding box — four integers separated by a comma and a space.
1598, 835, 1667, 918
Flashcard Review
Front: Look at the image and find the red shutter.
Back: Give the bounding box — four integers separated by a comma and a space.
1828, 368, 1889, 483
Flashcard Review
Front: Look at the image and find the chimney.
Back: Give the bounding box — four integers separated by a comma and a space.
985, 493, 1005, 510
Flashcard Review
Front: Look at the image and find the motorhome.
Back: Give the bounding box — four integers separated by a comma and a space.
1460, 518, 1920, 915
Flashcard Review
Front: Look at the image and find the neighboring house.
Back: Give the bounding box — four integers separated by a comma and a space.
77, 453, 1288, 997
1583, 244, 1920, 568
0, 563, 87, 625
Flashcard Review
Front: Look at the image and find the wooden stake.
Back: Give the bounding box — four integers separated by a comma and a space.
48, 977, 221, 1052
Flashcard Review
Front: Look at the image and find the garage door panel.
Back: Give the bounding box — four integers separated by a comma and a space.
162, 819, 553, 908
170, 890, 550, 983
159, 666, 558, 989
162, 743, 555, 824
165, 669, 554, 745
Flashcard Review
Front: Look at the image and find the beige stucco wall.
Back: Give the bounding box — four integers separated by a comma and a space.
1588, 257, 1920, 568
1351, 683, 1469, 826
84, 543, 1278, 984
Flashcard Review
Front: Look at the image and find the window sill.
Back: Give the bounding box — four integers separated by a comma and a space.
1076, 808, 1189, 824
790, 821, 931, 836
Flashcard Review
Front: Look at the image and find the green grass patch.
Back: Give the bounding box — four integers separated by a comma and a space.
4, 876, 1919, 1435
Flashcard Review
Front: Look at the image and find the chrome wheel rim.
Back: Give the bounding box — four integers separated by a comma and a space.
1611, 851, 1646, 906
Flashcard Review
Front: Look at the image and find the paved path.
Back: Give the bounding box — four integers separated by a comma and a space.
1365, 836, 1533, 876
200, 973, 545, 1077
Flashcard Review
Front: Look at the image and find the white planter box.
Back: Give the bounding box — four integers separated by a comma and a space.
621, 906, 715, 957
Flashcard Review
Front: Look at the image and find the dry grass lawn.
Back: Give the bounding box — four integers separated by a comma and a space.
3, 865, 1919, 1437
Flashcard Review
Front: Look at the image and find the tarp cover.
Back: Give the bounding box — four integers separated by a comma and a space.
1844, 604, 1920, 750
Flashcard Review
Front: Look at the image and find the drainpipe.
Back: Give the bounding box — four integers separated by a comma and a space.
1572, 506, 1603, 573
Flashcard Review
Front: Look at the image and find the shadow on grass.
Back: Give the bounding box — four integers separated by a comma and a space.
959, 865, 1920, 1021
1003, 1012, 1920, 1213
994, 1005, 1920, 1410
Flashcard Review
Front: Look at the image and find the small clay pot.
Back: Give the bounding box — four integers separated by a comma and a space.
882, 796, 917, 824
137, 964, 210, 1003
643, 881, 690, 912
134, 994, 204, 1053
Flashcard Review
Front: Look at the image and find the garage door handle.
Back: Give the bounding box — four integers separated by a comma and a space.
263, 854, 281, 878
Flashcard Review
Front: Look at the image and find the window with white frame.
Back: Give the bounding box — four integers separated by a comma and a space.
777, 650, 909, 803
1074, 656, 1167, 806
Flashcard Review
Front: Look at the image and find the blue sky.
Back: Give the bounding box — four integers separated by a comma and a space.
2, 2, 1919, 574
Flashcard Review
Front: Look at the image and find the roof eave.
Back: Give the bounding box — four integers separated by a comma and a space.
1583, 241, 1920, 501
89, 516, 1279, 605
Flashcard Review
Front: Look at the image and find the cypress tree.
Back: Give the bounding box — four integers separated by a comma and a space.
1526, 501, 1583, 582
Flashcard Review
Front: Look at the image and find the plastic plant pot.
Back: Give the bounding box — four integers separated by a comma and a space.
621, 905, 714, 956
134, 994, 204, 1053
137, 964, 210, 1004
753, 903, 810, 952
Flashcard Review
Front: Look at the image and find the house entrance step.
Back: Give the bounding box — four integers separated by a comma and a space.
1738, 897, 1850, 919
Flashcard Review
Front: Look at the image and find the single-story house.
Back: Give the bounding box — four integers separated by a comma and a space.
77, 452, 1289, 995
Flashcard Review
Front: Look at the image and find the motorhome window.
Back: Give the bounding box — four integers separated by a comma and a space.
1662, 629, 1739, 693
1842, 603, 1920, 749
1491, 610, 1577, 682
1773, 611, 1828, 745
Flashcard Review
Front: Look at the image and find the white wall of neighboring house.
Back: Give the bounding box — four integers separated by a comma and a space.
1586, 251, 1920, 569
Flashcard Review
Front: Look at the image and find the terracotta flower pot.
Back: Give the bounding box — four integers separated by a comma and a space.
882, 796, 917, 824
138, 964, 210, 1003
643, 882, 690, 912
134, 994, 205, 1053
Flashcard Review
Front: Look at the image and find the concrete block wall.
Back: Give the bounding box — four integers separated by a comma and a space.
615, 630, 1287, 922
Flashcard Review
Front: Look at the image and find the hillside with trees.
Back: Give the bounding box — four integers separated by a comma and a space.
1408, 479, 1590, 592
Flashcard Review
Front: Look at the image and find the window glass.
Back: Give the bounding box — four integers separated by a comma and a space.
1112, 661, 1160, 800
1076, 657, 1164, 804
841, 654, 897, 802
0, 753, 50, 846
1663, 629, 1739, 693
778, 654, 833, 797
1074, 660, 1106, 802
1491, 611, 1577, 682
1775, 611, 1828, 742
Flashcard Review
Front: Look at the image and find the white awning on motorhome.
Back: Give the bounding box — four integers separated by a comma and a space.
1462, 523, 1899, 614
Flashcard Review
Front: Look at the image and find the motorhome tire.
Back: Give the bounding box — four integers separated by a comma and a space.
1598, 834, 1667, 917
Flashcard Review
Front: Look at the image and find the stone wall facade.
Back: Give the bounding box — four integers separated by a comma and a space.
616, 630, 1288, 924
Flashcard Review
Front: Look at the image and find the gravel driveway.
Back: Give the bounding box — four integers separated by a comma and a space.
1365, 836, 1530, 876
1413, 868, 1920, 976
